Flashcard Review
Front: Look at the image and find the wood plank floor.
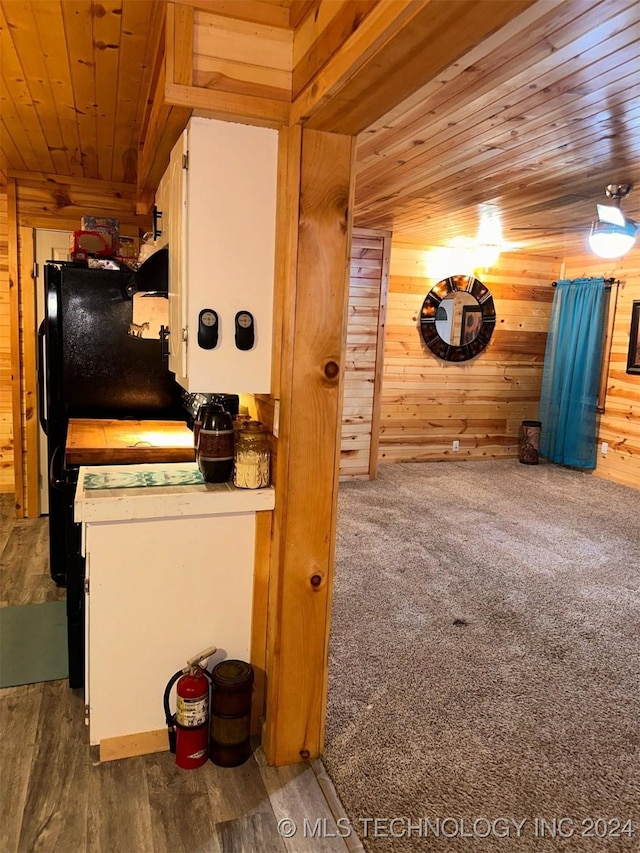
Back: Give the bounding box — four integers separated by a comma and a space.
0, 518, 65, 608
1, 492, 15, 557
0, 498, 359, 853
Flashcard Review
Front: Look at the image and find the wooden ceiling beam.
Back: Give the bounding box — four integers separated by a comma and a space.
289, 0, 316, 30
177, 0, 292, 28
291, 0, 536, 134
137, 2, 193, 213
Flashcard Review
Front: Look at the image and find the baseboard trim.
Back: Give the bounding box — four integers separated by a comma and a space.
99, 728, 168, 762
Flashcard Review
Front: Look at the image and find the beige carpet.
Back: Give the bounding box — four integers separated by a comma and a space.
324, 460, 640, 852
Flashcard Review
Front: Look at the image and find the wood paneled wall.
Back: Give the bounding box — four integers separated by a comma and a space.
0, 185, 13, 492
379, 245, 560, 463
193, 7, 293, 101
563, 249, 640, 491
10, 171, 150, 234
340, 227, 389, 479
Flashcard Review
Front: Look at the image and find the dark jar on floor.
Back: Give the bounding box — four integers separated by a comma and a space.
209, 660, 254, 767
519, 419, 541, 465
196, 403, 234, 483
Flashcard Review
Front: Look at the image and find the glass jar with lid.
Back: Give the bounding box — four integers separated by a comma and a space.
233, 421, 270, 489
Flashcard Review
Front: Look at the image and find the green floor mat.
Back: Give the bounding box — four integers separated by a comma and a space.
0, 602, 68, 687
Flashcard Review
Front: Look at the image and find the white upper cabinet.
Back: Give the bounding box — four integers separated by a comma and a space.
157, 118, 278, 393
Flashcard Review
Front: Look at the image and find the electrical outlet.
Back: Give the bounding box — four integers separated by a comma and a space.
601, 441, 608, 455
452, 440, 460, 452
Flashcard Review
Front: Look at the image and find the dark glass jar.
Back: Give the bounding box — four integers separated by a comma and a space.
196, 403, 234, 483
209, 660, 254, 767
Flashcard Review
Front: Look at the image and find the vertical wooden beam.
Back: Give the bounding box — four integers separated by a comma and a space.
264, 127, 355, 766
368, 231, 391, 480
137, 3, 192, 214
250, 509, 273, 735
6, 178, 24, 516
270, 125, 303, 401
166, 2, 194, 88
19, 226, 38, 517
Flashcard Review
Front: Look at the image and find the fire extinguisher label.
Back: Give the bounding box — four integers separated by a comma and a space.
176, 695, 208, 727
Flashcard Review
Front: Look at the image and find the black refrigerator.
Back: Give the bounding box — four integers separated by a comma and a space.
39, 253, 184, 687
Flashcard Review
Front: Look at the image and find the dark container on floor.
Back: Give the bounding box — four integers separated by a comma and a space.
209, 660, 254, 767
519, 419, 541, 465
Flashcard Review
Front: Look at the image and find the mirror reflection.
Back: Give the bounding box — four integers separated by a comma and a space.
435, 292, 483, 346
419, 274, 496, 363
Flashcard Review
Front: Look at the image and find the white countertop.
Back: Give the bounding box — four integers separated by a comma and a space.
74, 462, 275, 523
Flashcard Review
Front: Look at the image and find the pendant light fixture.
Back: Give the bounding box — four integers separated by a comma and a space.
588, 184, 637, 259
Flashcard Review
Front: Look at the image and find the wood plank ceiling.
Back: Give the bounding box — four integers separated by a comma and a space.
0, 0, 160, 184
1, 0, 639, 259
353, 0, 640, 257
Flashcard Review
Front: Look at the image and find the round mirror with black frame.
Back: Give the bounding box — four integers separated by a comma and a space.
419, 275, 496, 362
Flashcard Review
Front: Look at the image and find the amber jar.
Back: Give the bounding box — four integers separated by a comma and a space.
233, 421, 270, 489
209, 660, 254, 767
196, 403, 234, 483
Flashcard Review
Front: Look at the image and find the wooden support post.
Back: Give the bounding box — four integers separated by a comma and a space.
250, 509, 273, 735
166, 1, 193, 88
7, 178, 24, 517
19, 226, 38, 517
368, 230, 391, 480
264, 127, 355, 766
137, 2, 192, 214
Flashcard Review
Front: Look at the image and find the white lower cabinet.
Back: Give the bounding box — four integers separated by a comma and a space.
75, 464, 275, 749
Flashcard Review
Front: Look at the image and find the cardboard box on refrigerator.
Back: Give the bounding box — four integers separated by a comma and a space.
80, 215, 120, 244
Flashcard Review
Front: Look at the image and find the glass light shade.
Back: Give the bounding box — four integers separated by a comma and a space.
588, 220, 637, 259
596, 203, 626, 226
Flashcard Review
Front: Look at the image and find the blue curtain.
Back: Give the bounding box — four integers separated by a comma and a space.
538, 277, 605, 469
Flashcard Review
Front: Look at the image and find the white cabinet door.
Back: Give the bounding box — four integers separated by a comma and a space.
154, 167, 169, 249
85, 512, 256, 745
167, 132, 188, 383
159, 118, 278, 394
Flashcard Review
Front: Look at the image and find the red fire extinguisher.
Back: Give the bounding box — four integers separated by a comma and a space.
164, 646, 217, 770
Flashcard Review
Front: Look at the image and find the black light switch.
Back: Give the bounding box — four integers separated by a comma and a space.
235, 311, 255, 350
198, 309, 219, 349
